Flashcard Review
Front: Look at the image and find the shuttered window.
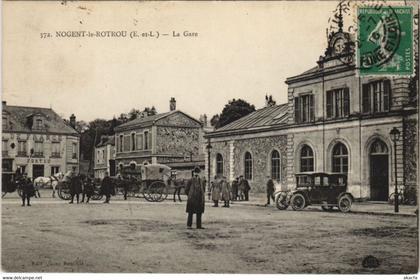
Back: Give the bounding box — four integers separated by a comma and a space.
294, 94, 314, 123
326, 88, 350, 119
362, 80, 391, 113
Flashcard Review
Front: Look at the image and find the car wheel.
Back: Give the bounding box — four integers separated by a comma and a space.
290, 193, 306, 211
338, 195, 352, 213
275, 193, 289, 210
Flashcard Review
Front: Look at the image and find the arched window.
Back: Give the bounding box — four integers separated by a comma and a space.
370, 139, 388, 154
300, 145, 314, 172
271, 150, 281, 181
216, 153, 224, 177
332, 142, 349, 173
244, 152, 253, 180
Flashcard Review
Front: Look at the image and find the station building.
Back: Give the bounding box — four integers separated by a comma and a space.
205, 29, 418, 201
2, 101, 80, 180
114, 98, 206, 173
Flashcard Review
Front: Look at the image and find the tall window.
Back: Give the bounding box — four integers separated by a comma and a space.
131, 133, 136, 151
271, 150, 281, 181
123, 135, 130, 152
119, 135, 123, 152
294, 94, 315, 123
300, 145, 314, 172
362, 80, 391, 113
35, 119, 43, 130
72, 143, 77, 159
51, 166, 60, 175
326, 88, 350, 118
2, 116, 8, 130
34, 141, 44, 157
18, 141, 27, 156
51, 142, 60, 158
244, 152, 253, 180
144, 131, 149, 150
332, 143, 349, 173
97, 150, 101, 163
2, 140, 8, 156
216, 153, 224, 177
136, 134, 143, 150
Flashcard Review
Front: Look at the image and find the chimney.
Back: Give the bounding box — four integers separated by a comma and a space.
265, 95, 276, 107
169, 97, 176, 111
265, 95, 269, 107
2, 101, 6, 107
69, 114, 76, 129
203, 114, 208, 127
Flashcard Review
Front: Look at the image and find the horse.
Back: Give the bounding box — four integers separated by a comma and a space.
33, 172, 70, 198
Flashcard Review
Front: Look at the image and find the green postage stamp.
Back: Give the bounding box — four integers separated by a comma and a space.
357, 6, 413, 76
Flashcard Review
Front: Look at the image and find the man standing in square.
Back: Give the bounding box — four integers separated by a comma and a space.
185, 167, 205, 229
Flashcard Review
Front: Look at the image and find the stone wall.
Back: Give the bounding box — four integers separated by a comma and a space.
156, 126, 200, 158
403, 116, 418, 189
233, 135, 288, 192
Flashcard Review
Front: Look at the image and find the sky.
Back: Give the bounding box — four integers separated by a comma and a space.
3, 1, 340, 122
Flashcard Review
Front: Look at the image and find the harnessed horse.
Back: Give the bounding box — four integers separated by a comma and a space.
33, 172, 68, 198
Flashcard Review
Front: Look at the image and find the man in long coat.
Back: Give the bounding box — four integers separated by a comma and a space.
221, 177, 231, 208
69, 173, 83, 204
231, 177, 239, 201
265, 176, 275, 206
210, 176, 221, 207
101, 171, 114, 203
20, 174, 35, 207
185, 167, 205, 229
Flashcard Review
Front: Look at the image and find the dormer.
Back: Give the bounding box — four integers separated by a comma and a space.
2, 111, 10, 130
27, 113, 46, 131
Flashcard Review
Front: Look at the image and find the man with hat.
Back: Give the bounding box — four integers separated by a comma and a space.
185, 166, 205, 229
20, 173, 35, 207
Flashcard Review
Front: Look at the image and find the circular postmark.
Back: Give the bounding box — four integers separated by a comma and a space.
326, 0, 402, 69
358, 5, 401, 70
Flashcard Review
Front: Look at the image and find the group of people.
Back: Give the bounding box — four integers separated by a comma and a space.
208, 175, 251, 208
68, 171, 115, 204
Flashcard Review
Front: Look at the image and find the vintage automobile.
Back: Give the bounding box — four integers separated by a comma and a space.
275, 172, 354, 213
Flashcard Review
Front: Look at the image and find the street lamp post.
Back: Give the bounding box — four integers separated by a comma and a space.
206, 139, 212, 194
390, 127, 401, 213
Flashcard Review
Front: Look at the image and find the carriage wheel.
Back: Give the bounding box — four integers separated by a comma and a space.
58, 185, 72, 200
143, 181, 167, 202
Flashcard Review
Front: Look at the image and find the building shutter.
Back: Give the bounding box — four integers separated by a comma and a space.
343, 88, 350, 116
309, 95, 315, 121
326, 91, 333, 118
123, 135, 130, 152
362, 84, 370, 113
136, 134, 143, 150
383, 79, 391, 111
294, 97, 300, 123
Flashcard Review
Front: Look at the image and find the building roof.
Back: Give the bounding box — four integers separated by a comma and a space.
115, 110, 201, 131
2, 104, 78, 135
96, 135, 115, 147
214, 103, 289, 133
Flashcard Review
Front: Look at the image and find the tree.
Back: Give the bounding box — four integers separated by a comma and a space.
212, 99, 256, 129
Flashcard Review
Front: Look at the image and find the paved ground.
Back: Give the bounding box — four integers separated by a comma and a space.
1, 190, 419, 273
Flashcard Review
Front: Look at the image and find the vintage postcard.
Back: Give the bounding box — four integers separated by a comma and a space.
1, 0, 419, 279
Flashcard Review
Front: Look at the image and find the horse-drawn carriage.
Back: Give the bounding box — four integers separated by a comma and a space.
117, 163, 172, 202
